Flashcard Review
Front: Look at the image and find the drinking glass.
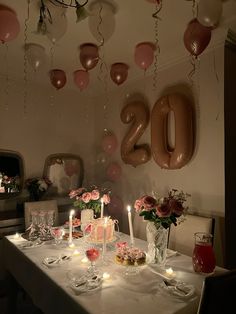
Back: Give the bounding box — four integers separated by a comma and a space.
38, 211, 47, 241
50, 227, 65, 245
85, 248, 100, 276
192, 232, 216, 274
28, 210, 39, 241
46, 210, 55, 239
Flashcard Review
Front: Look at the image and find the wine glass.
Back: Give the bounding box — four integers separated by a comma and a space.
50, 226, 65, 245
85, 248, 100, 277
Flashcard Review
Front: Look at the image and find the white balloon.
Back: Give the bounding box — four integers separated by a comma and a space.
25, 43, 46, 71
88, 1, 116, 43
46, 12, 68, 43
197, 0, 223, 28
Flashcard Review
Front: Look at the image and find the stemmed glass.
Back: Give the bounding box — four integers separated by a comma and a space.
85, 248, 100, 277
50, 227, 65, 245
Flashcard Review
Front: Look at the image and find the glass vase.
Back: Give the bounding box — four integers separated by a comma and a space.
146, 221, 168, 267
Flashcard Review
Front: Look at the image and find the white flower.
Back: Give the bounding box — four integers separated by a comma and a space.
39, 181, 47, 191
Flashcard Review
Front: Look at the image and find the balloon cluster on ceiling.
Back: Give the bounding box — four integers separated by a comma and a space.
0, 0, 223, 90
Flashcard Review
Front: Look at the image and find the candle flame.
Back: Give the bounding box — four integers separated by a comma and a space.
70, 209, 75, 216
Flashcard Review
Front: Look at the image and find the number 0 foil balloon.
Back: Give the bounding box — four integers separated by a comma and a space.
120, 101, 151, 167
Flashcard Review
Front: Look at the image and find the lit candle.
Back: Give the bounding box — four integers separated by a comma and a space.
166, 267, 174, 277
81, 257, 89, 263
127, 205, 134, 247
100, 198, 104, 218
103, 217, 108, 257
73, 249, 80, 256
102, 272, 111, 280
68, 209, 75, 245
14, 232, 20, 239
68, 243, 75, 249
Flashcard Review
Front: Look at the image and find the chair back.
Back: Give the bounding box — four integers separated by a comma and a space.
133, 211, 148, 241
24, 200, 59, 230
197, 269, 236, 314
168, 214, 214, 256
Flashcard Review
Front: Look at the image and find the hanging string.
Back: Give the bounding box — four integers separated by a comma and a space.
23, 0, 31, 116
213, 50, 220, 121
152, 0, 162, 90
188, 55, 196, 87
96, 2, 109, 133
49, 44, 55, 106
4, 44, 9, 111
185, 0, 197, 18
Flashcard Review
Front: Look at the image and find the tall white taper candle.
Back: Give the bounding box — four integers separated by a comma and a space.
68, 209, 75, 244
100, 198, 104, 218
127, 205, 134, 247
103, 217, 108, 257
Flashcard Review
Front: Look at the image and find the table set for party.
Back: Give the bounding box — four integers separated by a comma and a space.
3, 187, 223, 314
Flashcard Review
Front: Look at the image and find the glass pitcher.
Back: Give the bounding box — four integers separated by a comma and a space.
192, 232, 216, 274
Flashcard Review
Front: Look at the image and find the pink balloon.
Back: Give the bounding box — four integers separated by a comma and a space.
183, 19, 212, 57
110, 63, 129, 85
134, 42, 155, 71
0, 10, 20, 44
73, 70, 89, 91
49, 69, 67, 90
106, 162, 122, 182
80, 43, 99, 71
102, 133, 118, 154
107, 194, 124, 215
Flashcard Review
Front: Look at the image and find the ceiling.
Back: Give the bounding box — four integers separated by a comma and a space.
0, 0, 236, 95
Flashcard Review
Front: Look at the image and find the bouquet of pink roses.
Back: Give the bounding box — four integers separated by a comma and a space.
134, 189, 190, 229
69, 186, 111, 214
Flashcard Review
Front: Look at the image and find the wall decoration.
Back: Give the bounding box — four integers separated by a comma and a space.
183, 19, 211, 58
46, 13, 68, 44
25, 43, 46, 71
80, 43, 99, 71
197, 0, 222, 28
73, 69, 90, 91
120, 101, 151, 167
49, 69, 67, 90
110, 63, 129, 86
151, 93, 194, 169
134, 42, 155, 71
0, 9, 20, 43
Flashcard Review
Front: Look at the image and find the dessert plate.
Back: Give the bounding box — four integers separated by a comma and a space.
160, 279, 195, 298
43, 255, 72, 268
68, 274, 102, 294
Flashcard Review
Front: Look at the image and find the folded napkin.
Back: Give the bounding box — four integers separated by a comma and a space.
166, 249, 178, 258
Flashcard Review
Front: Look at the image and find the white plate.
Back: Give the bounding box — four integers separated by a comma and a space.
43, 255, 72, 267
86, 233, 120, 245
160, 279, 195, 298
19, 240, 44, 249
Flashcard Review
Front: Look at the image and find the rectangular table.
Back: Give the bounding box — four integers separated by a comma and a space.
2, 233, 224, 314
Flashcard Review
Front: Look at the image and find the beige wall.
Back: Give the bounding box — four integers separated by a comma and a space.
93, 46, 225, 266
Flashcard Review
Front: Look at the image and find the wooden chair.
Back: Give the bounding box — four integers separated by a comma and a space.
168, 214, 215, 256
24, 200, 59, 230
197, 269, 236, 314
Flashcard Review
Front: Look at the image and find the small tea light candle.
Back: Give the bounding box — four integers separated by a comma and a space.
166, 267, 174, 277
14, 232, 20, 239
73, 249, 80, 256
81, 257, 89, 263
68, 243, 75, 249
102, 272, 111, 280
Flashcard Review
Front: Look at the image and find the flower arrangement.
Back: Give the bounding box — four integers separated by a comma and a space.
69, 186, 111, 214
134, 189, 190, 229
25, 177, 52, 201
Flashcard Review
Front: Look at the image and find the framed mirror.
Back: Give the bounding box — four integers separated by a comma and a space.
43, 153, 84, 196
0, 150, 24, 199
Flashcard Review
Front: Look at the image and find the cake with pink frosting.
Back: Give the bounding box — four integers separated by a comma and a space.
115, 246, 146, 266
87, 218, 115, 243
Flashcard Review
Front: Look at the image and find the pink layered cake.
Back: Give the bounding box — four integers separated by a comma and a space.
87, 218, 115, 243
116, 246, 146, 266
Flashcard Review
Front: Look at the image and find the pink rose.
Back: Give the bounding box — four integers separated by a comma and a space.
116, 241, 128, 248
142, 195, 157, 210
134, 199, 143, 213
69, 187, 85, 199
81, 192, 91, 203
91, 189, 100, 200
169, 199, 184, 217
156, 204, 171, 217
102, 194, 110, 205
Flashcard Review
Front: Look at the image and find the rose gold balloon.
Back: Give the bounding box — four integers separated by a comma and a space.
49, 69, 67, 90
183, 19, 211, 57
134, 42, 155, 71
110, 63, 129, 85
151, 93, 194, 169
80, 43, 99, 71
0, 4, 15, 14
73, 70, 89, 91
0, 10, 20, 43
120, 101, 151, 167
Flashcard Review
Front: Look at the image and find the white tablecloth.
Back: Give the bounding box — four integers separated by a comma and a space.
3, 233, 225, 314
